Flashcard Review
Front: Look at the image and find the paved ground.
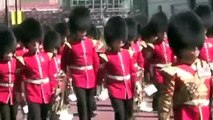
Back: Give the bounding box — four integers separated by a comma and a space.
70, 99, 158, 120
17, 96, 159, 120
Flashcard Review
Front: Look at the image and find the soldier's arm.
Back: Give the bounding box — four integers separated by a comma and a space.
158, 71, 176, 120
61, 45, 71, 74
93, 47, 100, 76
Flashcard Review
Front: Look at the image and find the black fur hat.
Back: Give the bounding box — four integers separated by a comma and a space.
19, 18, 43, 47
87, 24, 100, 40
11, 25, 22, 43
43, 30, 61, 52
0, 25, 17, 57
133, 14, 148, 35
167, 11, 205, 57
104, 16, 127, 46
194, 4, 213, 28
125, 17, 137, 41
54, 22, 69, 37
69, 6, 91, 34
141, 23, 157, 41
149, 11, 168, 33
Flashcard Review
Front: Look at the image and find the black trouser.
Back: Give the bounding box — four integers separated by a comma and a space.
0, 103, 18, 120
110, 97, 134, 120
74, 87, 95, 120
28, 102, 51, 120
152, 83, 161, 111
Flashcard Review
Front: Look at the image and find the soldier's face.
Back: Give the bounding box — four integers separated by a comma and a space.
157, 32, 165, 41
27, 41, 39, 53
76, 30, 87, 41
180, 48, 199, 63
111, 40, 123, 52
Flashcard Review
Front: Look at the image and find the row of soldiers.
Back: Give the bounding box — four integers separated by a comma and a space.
0, 4, 213, 120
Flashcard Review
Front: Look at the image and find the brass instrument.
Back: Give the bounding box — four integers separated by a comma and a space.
50, 70, 72, 120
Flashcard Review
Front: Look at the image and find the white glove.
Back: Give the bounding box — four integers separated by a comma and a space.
58, 110, 74, 120
98, 88, 109, 101
23, 105, 28, 114
68, 93, 77, 102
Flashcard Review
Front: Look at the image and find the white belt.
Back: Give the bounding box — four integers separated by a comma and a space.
25, 78, 49, 85
154, 63, 171, 68
184, 99, 209, 106
0, 83, 14, 87
107, 74, 130, 81
69, 65, 93, 70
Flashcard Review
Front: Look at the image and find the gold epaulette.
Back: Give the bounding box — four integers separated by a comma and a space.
161, 66, 177, 76
92, 39, 98, 47
64, 42, 72, 49
99, 53, 108, 62
140, 41, 148, 48
138, 44, 143, 51
146, 43, 155, 49
14, 55, 25, 65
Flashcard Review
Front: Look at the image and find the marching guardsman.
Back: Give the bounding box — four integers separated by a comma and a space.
54, 22, 69, 55
123, 17, 144, 84
19, 18, 53, 120
194, 5, 213, 69
43, 30, 73, 119
144, 12, 174, 111
100, 16, 137, 120
61, 6, 100, 120
87, 24, 106, 115
0, 25, 19, 120
123, 17, 146, 112
43, 30, 62, 94
159, 11, 212, 120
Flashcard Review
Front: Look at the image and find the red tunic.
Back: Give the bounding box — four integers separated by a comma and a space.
131, 42, 144, 69
0, 58, 18, 105
48, 54, 61, 92
61, 37, 100, 89
15, 47, 28, 57
93, 40, 106, 85
21, 52, 52, 104
199, 37, 213, 62
151, 39, 174, 84
102, 49, 137, 99
159, 59, 212, 120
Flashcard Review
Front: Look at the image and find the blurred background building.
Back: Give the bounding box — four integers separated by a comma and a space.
0, 0, 212, 26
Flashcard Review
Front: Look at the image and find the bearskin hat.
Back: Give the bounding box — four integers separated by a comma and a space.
104, 16, 127, 46
0, 25, 17, 58
11, 25, 22, 43
141, 23, 157, 41
43, 30, 61, 52
167, 11, 205, 57
54, 22, 69, 37
19, 18, 43, 47
149, 11, 168, 33
133, 14, 148, 35
87, 24, 101, 40
194, 4, 213, 28
69, 6, 91, 34
125, 17, 137, 41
